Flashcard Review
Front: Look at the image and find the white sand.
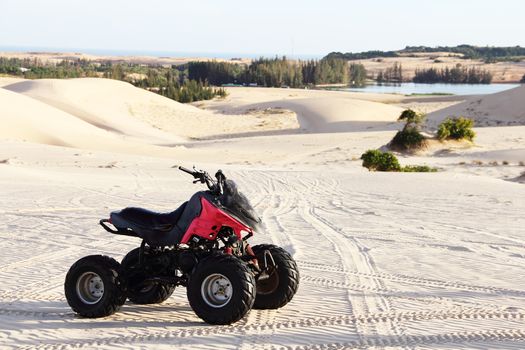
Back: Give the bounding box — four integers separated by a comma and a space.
426, 85, 525, 128
1, 78, 525, 349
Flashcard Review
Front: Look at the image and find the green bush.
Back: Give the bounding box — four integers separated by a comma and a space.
401, 165, 437, 172
390, 109, 427, 151
398, 109, 425, 125
361, 149, 437, 172
390, 127, 427, 151
361, 150, 401, 171
437, 117, 476, 141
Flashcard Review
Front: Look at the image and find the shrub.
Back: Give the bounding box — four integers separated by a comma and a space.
398, 109, 425, 126
361, 150, 437, 172
402, 165, 437, 172
391, 127, 427, 151
437, 117, 476, 141
361, 150, 401, 172
391, 109, 428, 151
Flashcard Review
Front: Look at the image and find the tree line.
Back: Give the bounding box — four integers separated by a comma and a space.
0, 57, 226, 102
187, 57, 368, 87
0, 57, 101, 78
1, 56, 368, 91
413, 65, 493, 84
325, 45, 525, 62
376, 62, 403, 83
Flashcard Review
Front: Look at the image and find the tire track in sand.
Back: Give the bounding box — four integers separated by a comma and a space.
18, 308, 525, 350
297, 260, 525, 298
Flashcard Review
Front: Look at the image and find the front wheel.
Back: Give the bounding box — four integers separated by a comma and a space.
187, 254, 256, 325
252, 244, 299, 309
64, 255, 126, 318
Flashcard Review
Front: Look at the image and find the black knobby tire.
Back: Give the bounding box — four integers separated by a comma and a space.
252, 244, 299, 309
64, 255, 126, 318
121, 248, 175, 304
187, 254, 256, 325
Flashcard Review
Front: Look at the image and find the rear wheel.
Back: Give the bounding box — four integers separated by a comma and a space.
64, 255, 126, 318
187, 254, 256, 325
121, 248, 175, 304
252, 244, 299, 309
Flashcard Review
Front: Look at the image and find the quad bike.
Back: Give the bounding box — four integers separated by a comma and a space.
64, 167, 299, 324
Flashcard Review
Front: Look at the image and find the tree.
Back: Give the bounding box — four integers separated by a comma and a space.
110, 64, 124, 80
390, 109, 427, 151
348, 63, 367, 86
376, 71, 384, 83
376, 62, 403, 83
413, 65, 492, 84
398, 109, 425, 130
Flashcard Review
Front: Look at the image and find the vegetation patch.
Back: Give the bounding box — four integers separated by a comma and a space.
406, 92, 453, 96
401, 165, 437, 172
326, 45, 525, 62
389, 109, 428, 151
413, 65, 492, 84
437, 117, 476, 141
361, 150, 401, 171
361, 150, 437, 172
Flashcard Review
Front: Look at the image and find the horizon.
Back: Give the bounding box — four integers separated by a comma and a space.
1, 43, 524, 61
1, 0, 524, 58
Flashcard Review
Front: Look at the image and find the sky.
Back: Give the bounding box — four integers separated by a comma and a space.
1, 0, 524, 58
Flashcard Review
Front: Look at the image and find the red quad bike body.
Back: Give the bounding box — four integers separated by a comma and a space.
181, 196, 252, 245
64, 167, 299, 325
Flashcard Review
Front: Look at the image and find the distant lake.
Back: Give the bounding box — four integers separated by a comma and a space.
339, 83, 521, 96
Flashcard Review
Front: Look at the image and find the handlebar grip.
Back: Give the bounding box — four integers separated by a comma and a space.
179, 166, 196, 176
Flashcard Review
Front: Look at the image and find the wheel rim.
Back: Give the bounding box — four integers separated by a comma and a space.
200, 273, 232, 308
76, 272, 105, 304
256, 269, 279, 295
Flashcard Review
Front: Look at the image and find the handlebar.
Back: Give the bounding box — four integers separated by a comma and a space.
178, 166, 225, 194
178, 166, 198, 177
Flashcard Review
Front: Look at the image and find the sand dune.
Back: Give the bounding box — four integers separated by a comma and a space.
1, 76, 525, 349
198, 87, 404, 133
0, 86, 191, 155
4, 78, 189, 143
254, 97, 403, 132
426, 85, 525, 128
0, 77, 25, 87
3, 78, 304, 140
0, 87, 122, 148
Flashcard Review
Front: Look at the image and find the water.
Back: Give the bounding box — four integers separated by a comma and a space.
341, 82, 520, 96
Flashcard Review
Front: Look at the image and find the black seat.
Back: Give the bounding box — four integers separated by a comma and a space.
110, 202, 188, 246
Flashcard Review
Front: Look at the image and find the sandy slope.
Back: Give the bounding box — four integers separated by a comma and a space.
1, 79, 525, 349
0, 77, 25, 87
206, 96, 403, 133
0, 87, 150, 150
3, 78, 189, 142
197, 87, 404, 134
0, 144, 524, 349
2, 79, 304, 140
426, 85, 525, 128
